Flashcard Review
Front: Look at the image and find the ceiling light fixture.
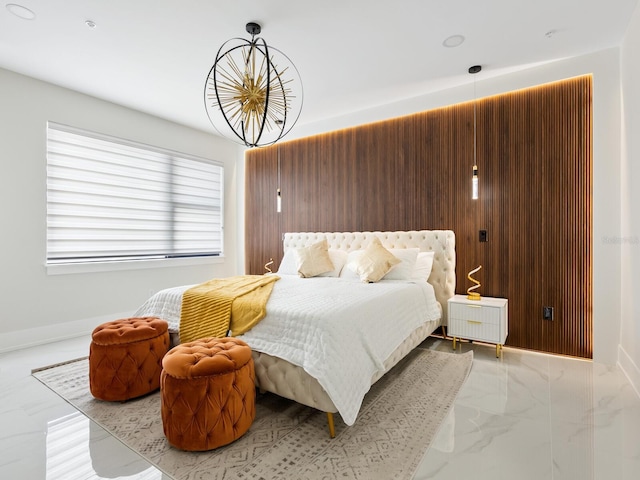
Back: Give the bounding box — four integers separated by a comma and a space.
469, 64, 481, 200
85, 20, 96, 28
6, 3, 36, 20
443, 34, 465, 48
204, 22, 303, 148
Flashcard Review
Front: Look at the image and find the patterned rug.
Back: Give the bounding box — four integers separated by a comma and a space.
33, 347, 472, 480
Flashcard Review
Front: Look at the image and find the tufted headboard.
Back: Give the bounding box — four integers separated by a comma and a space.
282, 230, 456, 324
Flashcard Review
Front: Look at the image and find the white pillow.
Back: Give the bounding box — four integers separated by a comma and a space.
345, 238, 401, 283
277, 249, 298, 275
340, 250, 364, 280
278, 248, 347, 277
341, 248, 420, 281
383, 248, 420, 280
317, 249, 348, 277
413, 251, 435, 281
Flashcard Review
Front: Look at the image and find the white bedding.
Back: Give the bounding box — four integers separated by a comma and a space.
134, 274, 441, 425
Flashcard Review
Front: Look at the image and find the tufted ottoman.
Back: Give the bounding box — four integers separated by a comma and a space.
160, 337, 256, 451
89, 317, 169, 402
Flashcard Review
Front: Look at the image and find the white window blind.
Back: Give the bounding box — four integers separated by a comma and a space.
46, 122, 224, 264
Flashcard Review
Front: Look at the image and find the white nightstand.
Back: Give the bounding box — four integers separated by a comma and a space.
448, 294, 508, 357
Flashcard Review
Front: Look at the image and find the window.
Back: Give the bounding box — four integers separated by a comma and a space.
46, 122, 224, 266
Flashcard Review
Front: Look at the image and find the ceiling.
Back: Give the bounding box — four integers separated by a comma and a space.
1, 0, 637, 138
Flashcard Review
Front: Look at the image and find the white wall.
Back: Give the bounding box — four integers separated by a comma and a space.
619, 3, 640, 394
0, 67, 242, 352
291, 48, 624, 366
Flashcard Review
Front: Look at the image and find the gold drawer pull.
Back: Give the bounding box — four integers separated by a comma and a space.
465, 305, 482, 309
467, 320, 483, 325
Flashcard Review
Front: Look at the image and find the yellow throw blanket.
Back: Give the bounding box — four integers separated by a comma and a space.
179, 275, 280, 344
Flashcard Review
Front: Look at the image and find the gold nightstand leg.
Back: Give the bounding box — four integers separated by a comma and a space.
452, 337, 457, 350
496, 344, 502, 358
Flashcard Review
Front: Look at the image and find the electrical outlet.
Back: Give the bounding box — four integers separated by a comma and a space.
543, 306, 554, 320
479, 230, 488, 242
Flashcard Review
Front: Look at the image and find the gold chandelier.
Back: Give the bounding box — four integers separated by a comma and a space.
204, 22, 303, 148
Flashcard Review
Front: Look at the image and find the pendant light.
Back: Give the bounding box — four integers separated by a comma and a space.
204, 22, 303, 147
276, 147, 282, 213
469, 65, 481, 200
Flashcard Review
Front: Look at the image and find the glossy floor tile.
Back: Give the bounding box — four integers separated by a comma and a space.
0, 336, 168, 479
1, 335, 639, 479
415, 338, 640, 480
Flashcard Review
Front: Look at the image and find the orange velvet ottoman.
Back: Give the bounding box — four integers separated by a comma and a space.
89, 317, 170, 401
160, 337, 256, 451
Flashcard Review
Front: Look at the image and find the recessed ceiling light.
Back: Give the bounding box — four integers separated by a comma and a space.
5, 3, 36, 20
85, 19, 96, 28
443, 34, 465, 48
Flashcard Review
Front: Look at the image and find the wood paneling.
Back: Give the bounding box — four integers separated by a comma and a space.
245, 76, 593, 358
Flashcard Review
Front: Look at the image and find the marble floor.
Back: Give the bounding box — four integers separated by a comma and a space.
1, 335, 639, 480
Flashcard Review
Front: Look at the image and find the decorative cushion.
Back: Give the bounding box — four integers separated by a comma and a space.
295, 239, 334, 278
161, 337, 256, 451
348, 237, 401, 283
279, 248, 346, 277
89, 317, 169, 401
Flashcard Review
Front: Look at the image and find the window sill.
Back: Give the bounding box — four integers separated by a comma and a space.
46, 255, 224, 275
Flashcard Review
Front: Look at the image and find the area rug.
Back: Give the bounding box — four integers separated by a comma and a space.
33, 348, 472, 480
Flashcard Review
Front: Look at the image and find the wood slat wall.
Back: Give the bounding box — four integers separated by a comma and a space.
245, 76, 593, 358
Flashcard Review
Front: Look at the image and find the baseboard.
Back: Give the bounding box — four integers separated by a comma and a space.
0, 311, 132, 354
618, 344, 640, 399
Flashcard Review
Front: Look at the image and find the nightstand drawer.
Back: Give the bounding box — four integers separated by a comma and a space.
448, 317, 499, 343
449, 302, 501, 325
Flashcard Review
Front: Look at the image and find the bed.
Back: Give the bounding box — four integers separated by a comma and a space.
134, 230, 456, 436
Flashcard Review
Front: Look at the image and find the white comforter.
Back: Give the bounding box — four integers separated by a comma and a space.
134, 275, 441, 425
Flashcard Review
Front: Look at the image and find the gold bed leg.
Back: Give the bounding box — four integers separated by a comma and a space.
327, 412, 336, 438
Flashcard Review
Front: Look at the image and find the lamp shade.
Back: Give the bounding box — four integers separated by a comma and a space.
472, 165, 478, 200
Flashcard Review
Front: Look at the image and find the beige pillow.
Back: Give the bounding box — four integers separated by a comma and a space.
295, 239, 335, 278
352, 237, 401, 282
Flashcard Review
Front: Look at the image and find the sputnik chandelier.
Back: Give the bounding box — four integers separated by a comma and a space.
204, 22, 303, 148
